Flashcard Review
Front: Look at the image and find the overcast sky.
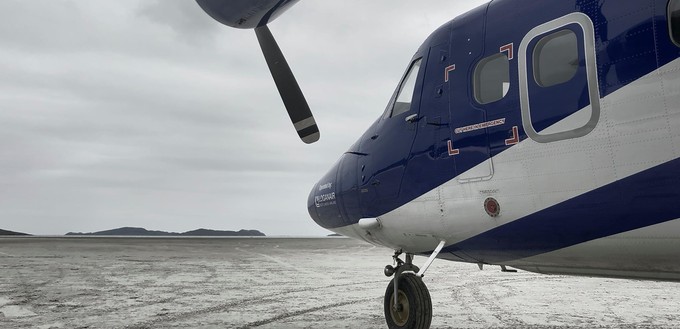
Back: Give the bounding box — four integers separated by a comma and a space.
0, 0, 488, 236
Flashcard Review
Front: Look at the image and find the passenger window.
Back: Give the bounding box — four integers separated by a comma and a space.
533, 29, 579, 87
474, 53, 510, 104
670, 0, 680, 46
391, 58, 422, 117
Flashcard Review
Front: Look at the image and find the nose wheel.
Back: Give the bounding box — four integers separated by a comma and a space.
384, 272, 432, 328
383, 251, 432, 329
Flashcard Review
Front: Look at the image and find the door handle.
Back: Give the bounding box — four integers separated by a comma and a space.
405, 114, 419, 123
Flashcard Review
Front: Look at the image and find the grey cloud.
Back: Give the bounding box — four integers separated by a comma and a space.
138, 0, 220, 41
0, 0, 488, 236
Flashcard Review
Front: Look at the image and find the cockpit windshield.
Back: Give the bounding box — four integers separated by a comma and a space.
390, 58, 422, 117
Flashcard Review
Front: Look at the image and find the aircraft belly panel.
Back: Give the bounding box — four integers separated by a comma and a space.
508, 218, 680, 280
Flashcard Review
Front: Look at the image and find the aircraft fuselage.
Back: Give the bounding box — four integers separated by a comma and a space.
309, 0, 680, 282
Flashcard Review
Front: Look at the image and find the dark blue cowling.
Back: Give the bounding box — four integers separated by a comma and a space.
195, 0, 300, 29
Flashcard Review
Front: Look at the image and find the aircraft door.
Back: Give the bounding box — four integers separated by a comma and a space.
518, 13, 600, 143
449, 12, 494, 182
402, 40, 457, 197
358, 57, 425, 216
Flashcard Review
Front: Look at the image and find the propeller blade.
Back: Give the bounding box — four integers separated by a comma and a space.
255, 25, 320, 144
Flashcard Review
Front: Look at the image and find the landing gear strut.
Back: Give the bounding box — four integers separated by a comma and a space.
383, 250, 432, 329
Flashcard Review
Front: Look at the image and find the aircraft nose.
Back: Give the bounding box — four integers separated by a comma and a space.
308, 153, 365, 229
307, 165, 343, 229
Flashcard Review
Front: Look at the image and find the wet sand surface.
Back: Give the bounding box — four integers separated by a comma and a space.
1, 237, 679, 329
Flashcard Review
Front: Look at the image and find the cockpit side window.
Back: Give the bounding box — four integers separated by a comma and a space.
391, 58, 423, 117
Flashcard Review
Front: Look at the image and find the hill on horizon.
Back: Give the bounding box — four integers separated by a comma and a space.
0, 229, 30, 236
66, 227, 266, 237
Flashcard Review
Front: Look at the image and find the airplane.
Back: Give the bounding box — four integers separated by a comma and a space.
196, 0, 680, 328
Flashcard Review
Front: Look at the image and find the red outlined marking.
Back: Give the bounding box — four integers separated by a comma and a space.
505, 126, 519, 146
500, 43, 514, 60
444, 64, 456, 82
447, 140, 460, 156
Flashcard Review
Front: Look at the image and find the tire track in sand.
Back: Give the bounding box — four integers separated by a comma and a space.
124, 279, 385, 328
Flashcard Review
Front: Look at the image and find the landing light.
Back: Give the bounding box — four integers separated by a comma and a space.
358, 218, 381, 230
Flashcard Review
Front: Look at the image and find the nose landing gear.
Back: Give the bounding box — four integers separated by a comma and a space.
382, 241, 446, 329
383, 251, 432, 329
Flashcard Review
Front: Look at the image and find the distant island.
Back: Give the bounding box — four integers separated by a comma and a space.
0, 229, 30, 236
66, 227, 266, 237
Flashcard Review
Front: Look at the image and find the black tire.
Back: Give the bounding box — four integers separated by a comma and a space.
383, 273, 432, 329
